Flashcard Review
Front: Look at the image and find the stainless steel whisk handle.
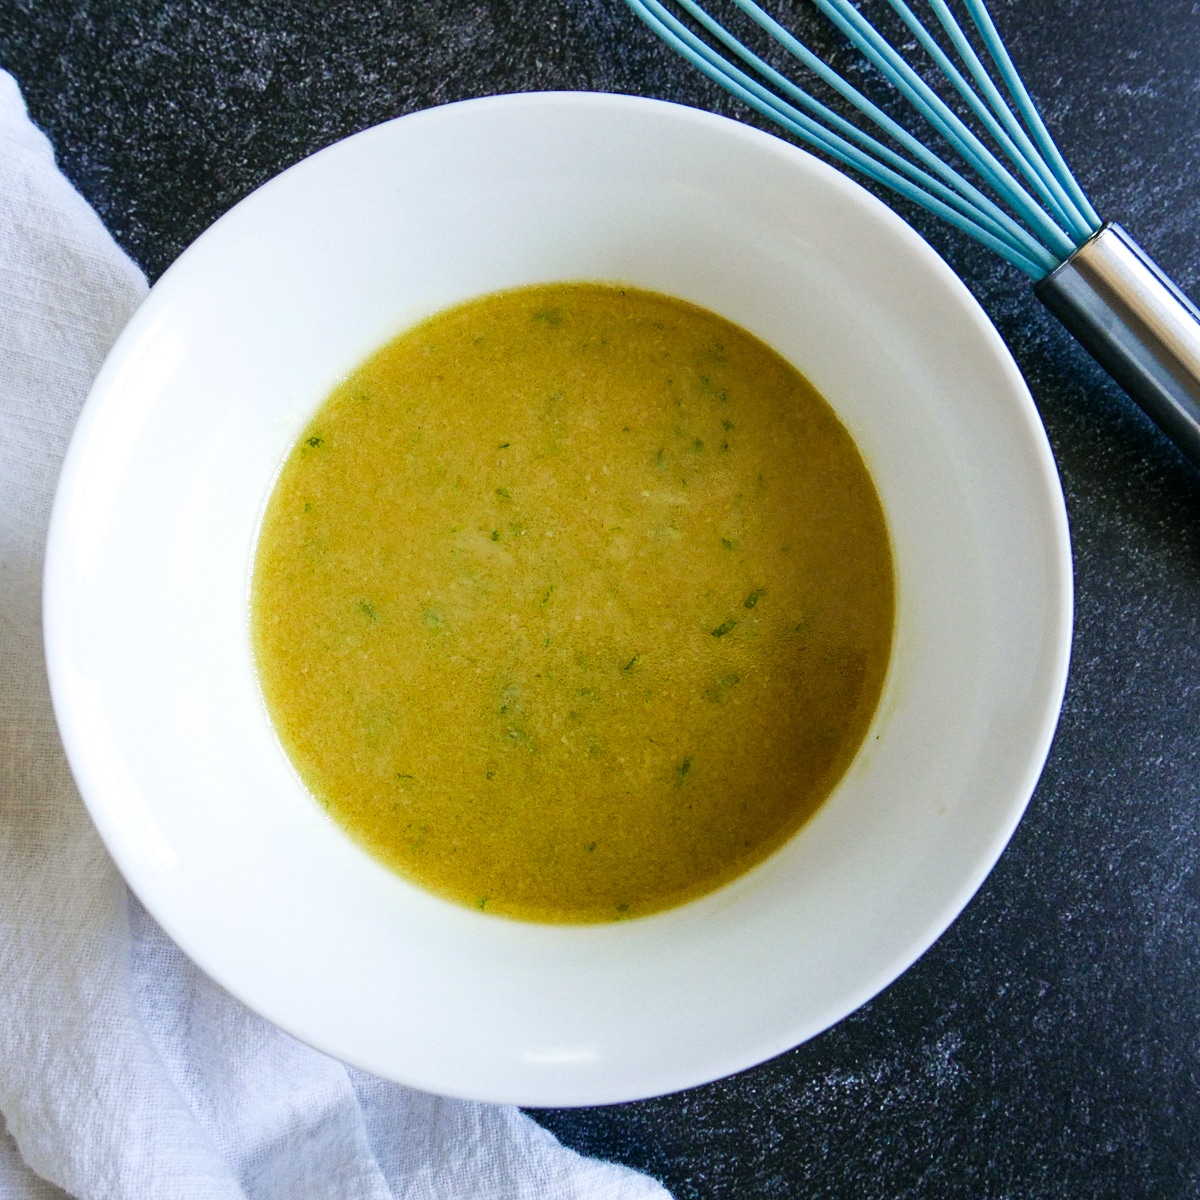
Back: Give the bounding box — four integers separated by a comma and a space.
1035, 223, 1200, 469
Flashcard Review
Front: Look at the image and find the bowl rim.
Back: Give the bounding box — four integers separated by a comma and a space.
44, 89, 1073, 1105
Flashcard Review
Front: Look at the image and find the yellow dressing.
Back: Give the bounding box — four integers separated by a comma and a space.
251, 283, 894, 922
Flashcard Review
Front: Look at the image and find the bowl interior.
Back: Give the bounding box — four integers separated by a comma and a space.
44, 92, 1071, 1105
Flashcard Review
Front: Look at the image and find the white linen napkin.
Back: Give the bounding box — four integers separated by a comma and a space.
0, 69, 668, 1200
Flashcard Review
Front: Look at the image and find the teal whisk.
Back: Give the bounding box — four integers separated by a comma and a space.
626, 0, 1200, 469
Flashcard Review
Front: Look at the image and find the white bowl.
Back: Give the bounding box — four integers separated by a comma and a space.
43, 92, 1071, 1106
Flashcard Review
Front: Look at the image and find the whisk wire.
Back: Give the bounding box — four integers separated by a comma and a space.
630, 0, 1103, 277
630, 0, 1053, 274
886, 0, 1092, 240
810, 0, 1077, 261
716, 0, 1052, 263
959, 0, 1101, 230
919, 0, 1082, 229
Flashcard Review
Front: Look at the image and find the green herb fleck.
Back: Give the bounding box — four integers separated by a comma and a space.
587, 842, 597, 852
396, 773, 414, 780
533, 310, 563, 325
477, 897, 488, 910
744, 587, 766, 609
721, 538, 734, 551
491, 529, 501, 541
498, 442, 510, 449
704, 673, 741, 703
721, 420, 735, 431
622, 653, 640, 673
495, 487, 511, 500
711, 619, 738, 638
357, 600, 378, 621
693, 438, 704, 452
676, 758, 693, 782
305, 435, 323, 448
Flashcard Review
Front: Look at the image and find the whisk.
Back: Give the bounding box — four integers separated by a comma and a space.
625, 0, 1200, 469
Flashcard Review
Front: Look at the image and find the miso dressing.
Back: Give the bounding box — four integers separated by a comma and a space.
251, 283, 894, 922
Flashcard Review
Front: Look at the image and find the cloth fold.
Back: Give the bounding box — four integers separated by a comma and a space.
0, 68, 667, 1200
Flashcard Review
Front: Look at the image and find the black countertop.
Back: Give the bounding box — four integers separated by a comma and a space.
2, 1, 1197, 1195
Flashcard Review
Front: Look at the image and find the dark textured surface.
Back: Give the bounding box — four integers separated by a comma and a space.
3, 0, 1198, 1195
